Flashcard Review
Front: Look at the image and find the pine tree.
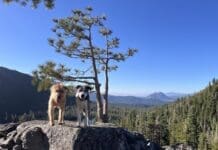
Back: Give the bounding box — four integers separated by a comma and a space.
186, 107, 200, 149
3, 0, 54, 9
198, 133, 207, 149
33, 7, 137, 122
158, 111, 170, 145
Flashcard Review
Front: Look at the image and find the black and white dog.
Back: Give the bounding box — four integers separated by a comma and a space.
75, 85, 92, 127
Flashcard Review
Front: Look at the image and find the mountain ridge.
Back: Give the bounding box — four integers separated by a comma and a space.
92, 92, 187, 105
0, 66, 49, 122
0, 66, 187, 122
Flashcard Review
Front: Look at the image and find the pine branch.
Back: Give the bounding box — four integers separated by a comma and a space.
64, 76, 94, 80
63, 76, 95, 85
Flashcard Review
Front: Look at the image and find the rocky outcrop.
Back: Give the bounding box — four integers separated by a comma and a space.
162, 143, 193, 150
0, 120, 150, 150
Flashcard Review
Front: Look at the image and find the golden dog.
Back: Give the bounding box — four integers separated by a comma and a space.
48, 83, 67, 126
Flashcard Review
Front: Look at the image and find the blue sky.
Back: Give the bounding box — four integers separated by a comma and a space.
0, 0, 218, 96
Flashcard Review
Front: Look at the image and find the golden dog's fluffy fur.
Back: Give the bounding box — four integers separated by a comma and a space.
48, 83, 67, 126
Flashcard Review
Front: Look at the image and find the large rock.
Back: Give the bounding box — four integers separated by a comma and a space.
162, 143, 193, 150
0, 120, 151, 150
73, 127, 145, 150
0, 123, 19, 138
20, 127, 49, 150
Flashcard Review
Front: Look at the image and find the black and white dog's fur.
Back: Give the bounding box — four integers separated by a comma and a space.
75, 85, 92, 127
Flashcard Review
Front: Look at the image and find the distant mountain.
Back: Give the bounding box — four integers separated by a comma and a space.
108, 95, 166, 106
145, 92, 172, 102
0, 67, 49, 122
89, 93, 165, 106
0, 67, 84, 123
90, 92, 187, 106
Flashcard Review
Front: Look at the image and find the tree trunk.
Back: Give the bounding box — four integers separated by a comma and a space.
102, 36, 110, 123
103, 63, 109, 122
95, 83, 103, 122
91, 59, 103, 122
88, 28, 103, 122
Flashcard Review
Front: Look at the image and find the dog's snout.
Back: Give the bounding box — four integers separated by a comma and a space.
81, 94, 85, 98
57, 95, 61, 100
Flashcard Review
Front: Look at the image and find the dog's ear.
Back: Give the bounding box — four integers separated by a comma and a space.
58, 82, 64, 86
85, 85, 93, 91
76, 85, 82, 90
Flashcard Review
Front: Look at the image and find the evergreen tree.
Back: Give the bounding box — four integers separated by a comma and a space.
198, 133, 207, 150
3, 0, 54, 9
158, 111, 170, 145
186, 107, 200, 149
33, 7, 137, 122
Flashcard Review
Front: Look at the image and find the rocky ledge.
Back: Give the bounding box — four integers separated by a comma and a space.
0, 120, 151, 150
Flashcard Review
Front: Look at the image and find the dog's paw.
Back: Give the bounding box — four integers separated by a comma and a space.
76, 123, 81, 128
58, 122, 64, 125
49, 122, 55, 126
76, 124, 81, 127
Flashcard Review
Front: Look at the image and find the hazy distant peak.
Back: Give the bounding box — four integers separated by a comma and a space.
146, 92, 170, 100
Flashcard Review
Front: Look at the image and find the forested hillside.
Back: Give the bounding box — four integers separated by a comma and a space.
113, 79, 218, 149
0, 67, 49, 122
